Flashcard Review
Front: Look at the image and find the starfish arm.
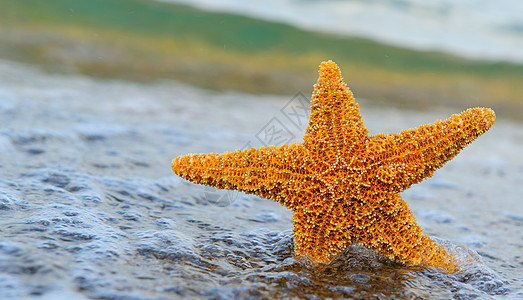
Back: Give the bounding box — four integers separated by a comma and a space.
370, 107, 495, 192
292, 198, 353, 264
303, 61, 369, 162
171, 143, 307, 208
361, 192, 457, 272
292, 192, 457, 272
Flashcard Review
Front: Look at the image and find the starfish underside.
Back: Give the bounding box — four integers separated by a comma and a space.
172, 61, 495, 273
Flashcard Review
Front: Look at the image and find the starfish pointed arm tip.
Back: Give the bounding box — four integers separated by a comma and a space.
171, 145, 306, 208
469, 107, 495, 129
371, 105, 495, 192
304, 60, 368, 154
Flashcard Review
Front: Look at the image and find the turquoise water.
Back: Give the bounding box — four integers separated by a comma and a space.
160, 0, 523, 63
0, 60, 522, 298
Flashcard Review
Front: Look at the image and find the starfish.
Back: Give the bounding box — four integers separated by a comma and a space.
171, 60, 495, 273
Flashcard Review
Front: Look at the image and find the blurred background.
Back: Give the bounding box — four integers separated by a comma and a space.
1, 2, 522, 298
1, 0, 522, 119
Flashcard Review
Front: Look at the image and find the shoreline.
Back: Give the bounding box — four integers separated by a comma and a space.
0, 0, 522, 121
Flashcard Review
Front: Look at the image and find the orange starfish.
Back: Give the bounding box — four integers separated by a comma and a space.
171, 60, 495, 272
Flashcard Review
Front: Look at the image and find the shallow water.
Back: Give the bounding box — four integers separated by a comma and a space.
0, 59, 522, 299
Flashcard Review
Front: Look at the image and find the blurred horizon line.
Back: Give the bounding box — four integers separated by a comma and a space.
158, 0, 523, 64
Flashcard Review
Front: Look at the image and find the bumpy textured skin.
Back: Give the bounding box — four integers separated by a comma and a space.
172, 60, 495, 273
